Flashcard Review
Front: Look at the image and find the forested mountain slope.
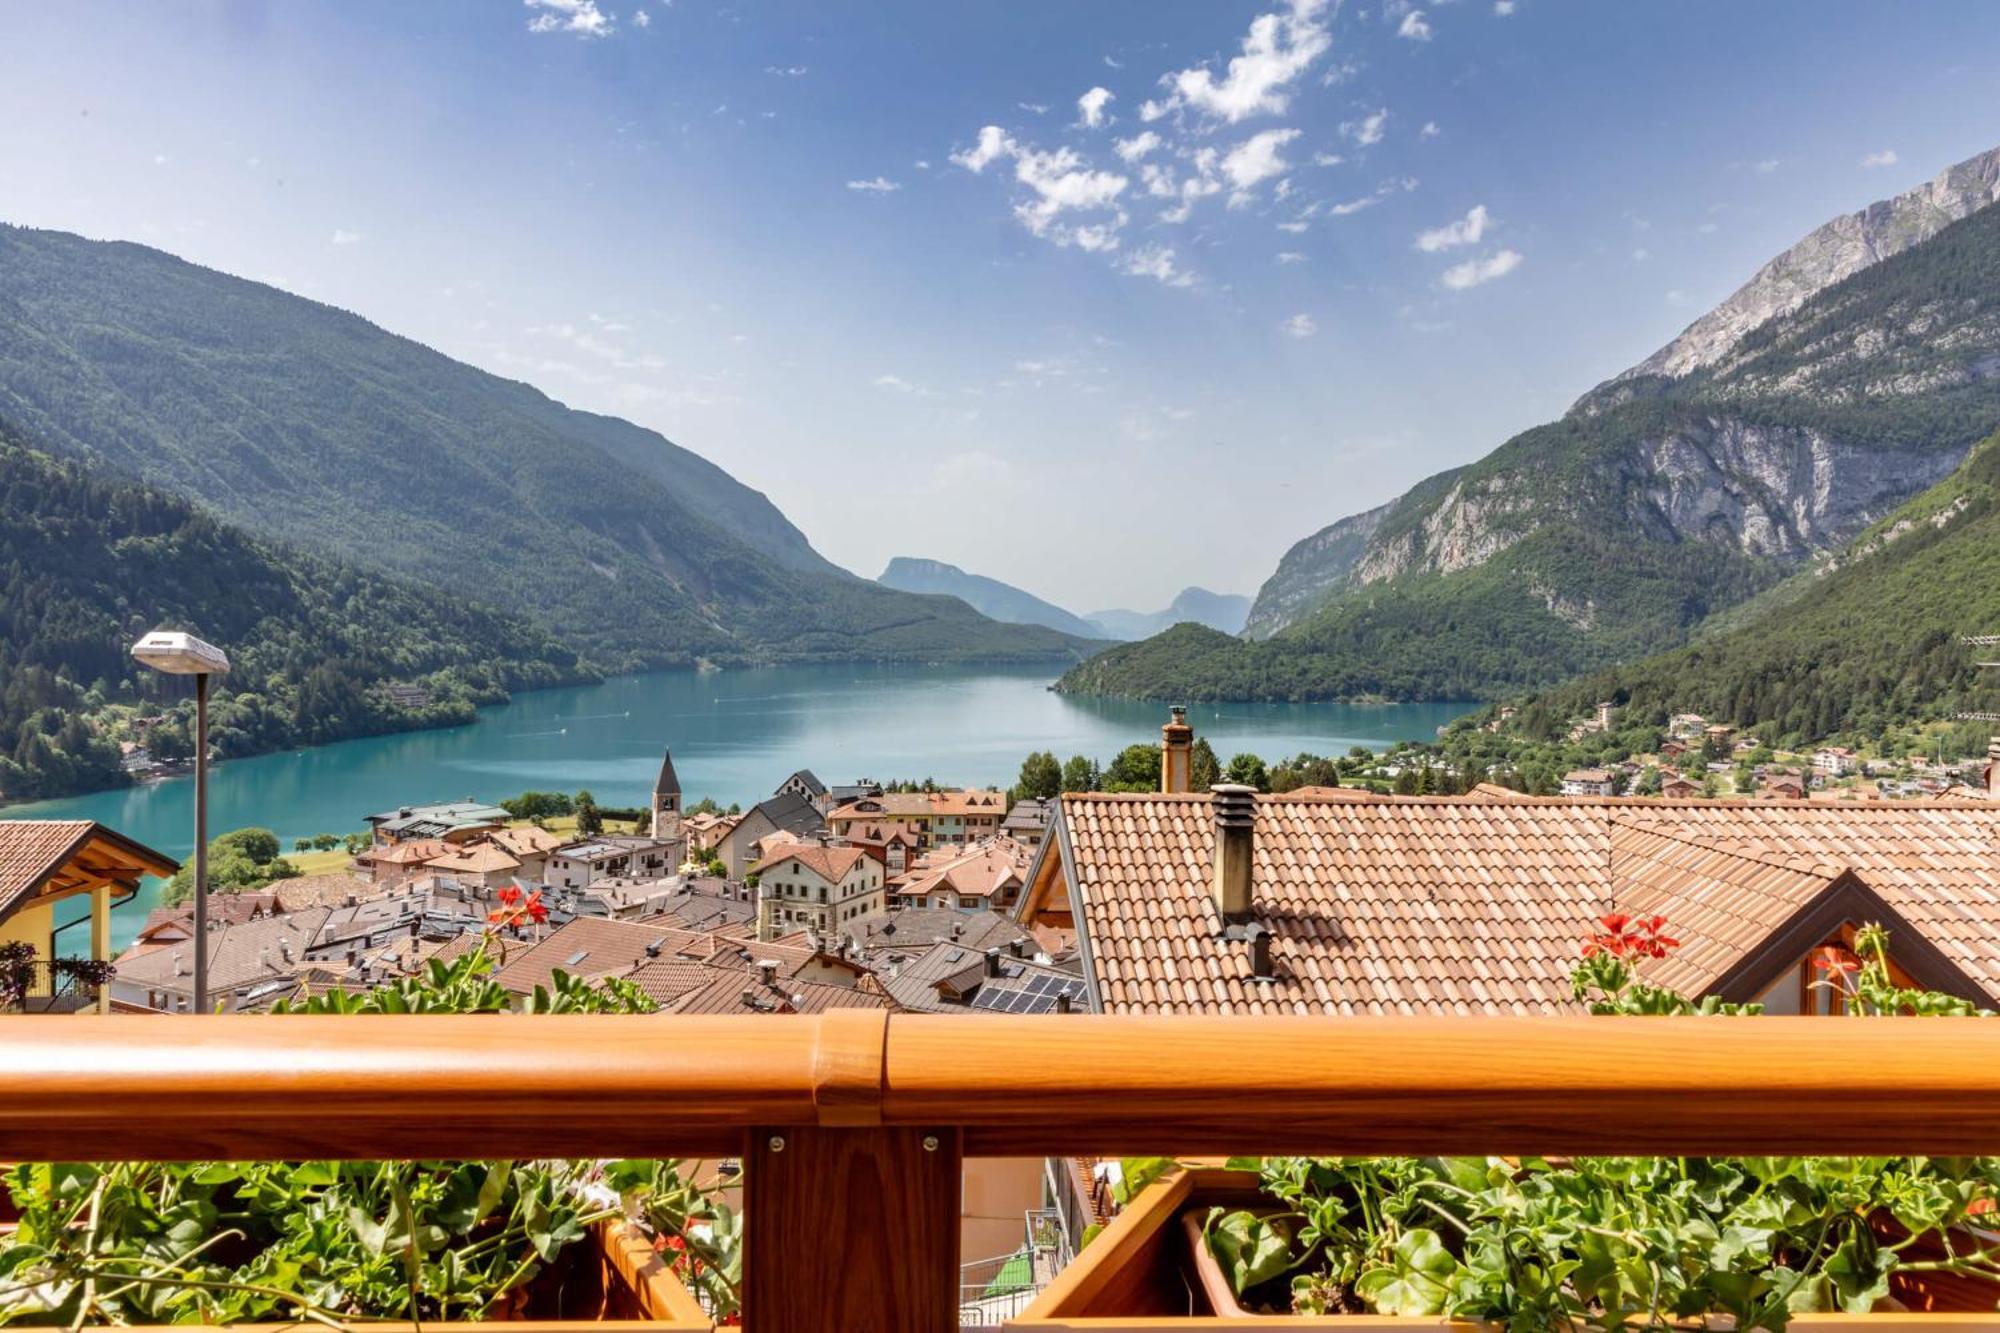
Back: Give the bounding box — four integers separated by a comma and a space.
0, 425, 586, 801
0, 225, 1087, 672
1061, 147, 2000, 704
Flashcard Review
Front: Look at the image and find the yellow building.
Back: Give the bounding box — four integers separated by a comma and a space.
0, 821, 177, 1013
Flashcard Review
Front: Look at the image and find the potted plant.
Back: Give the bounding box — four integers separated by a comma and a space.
1011, 922, 2000, 1331
0, 947, 713, 1329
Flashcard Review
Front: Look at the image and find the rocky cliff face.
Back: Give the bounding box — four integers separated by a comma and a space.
1241, 143, 2000, 645
1605, 146, 2000, 387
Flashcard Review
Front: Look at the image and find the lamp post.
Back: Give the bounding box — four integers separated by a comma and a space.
130, 631, 230, 1014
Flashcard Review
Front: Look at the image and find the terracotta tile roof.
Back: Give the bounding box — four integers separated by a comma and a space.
0, 820, 176, 921
662, 969, 897, 1015
361, 839, 449, 866
753, 844, 869, 882
491, 917, 695, 995
927, 789, 1008, 818
428, 843, 523, 876
1045, 792, 2000, 1016
892, 838, 1032, 901
114, 908, 333, 1002
268, 873, 382, 912
488, 826, 565, 857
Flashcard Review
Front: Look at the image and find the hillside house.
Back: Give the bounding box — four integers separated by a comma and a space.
752, 845, 886, 936
364, 800, 510, 848
714, 792, 825, 879
0, 821, 176, 1012
1814, 747, 1859, 778
891, 837, 1033, 913
1561, 768, 1616, 797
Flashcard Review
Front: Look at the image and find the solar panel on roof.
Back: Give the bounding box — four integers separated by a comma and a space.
564, 949, 590, 967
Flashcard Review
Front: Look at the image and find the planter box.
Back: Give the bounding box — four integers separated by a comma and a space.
1006, 1168, 2000, 1332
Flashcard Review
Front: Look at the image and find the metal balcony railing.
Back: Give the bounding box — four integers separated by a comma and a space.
2, 1011, 1998, 1332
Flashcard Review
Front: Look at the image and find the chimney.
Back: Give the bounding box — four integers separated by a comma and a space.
1210, 783, 1256, 924
1055, 991, 1072, 1014
1006, 938, 1024, 958
756, 960, 779, 987
1161, 705, 1194, 794
983, 948, 1002, 978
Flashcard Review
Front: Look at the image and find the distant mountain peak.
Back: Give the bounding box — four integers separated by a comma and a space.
1602, 143, 2000, 391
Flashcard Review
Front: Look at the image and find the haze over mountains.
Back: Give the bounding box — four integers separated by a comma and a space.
876, 557, 1248, 641
1061, 144, 2000, 708
0, 226, 1091, 678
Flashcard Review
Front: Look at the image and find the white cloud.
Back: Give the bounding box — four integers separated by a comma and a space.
1420, 120, 1441, 139
1121, 244, 1194, 286
1696, 221, 1719, 234
631, 8, 650, 26
846, 176, 902, 193
1861, 149, 1899, 169
1753, 158, 1779, 174
1222, 127, 1301, 200
764, 64, 808, 76
1440, 248, 1523, 289
1017, 101, 1050, 115
1281, 312, 1317, 338
1313, 151, 1345, 167
1277, 250, 1307, 264
874, 373, 918, 392
1397, 9, 1433, 40
331, 229, 363, 246
1077, 86, 1115, 128
953, 127, 1130, 248
1341, 108, 1389, 146
1414, 203, 1488, 251
1328, 176, 1417, 216
525, 0, 613, 37
1146, 0, 1333, 124
1493, 0, 1516, 13
1115, 131, 1161, 162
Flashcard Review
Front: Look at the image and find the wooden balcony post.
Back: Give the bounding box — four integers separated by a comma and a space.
741, 1008, 960, 1332
743, 1124, 961, 1333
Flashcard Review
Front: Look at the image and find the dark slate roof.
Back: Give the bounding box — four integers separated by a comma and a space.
753, 791, 825, 838
784, 769, 828, 797
654, 749, 680, 797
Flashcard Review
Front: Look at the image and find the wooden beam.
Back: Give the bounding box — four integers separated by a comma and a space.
743, 1126, 959, 1333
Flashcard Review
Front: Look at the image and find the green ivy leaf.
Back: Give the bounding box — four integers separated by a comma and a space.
1355, 1227, 1455, 1317
1203, 1207, 1295, 1295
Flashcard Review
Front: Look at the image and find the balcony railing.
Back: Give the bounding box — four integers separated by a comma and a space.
2, 1011, 1999, 1331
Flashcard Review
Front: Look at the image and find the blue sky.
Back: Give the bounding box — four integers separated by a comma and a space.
3, 2, 2000, 611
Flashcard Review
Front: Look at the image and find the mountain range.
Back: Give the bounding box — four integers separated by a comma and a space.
875, 557, 1249, 640
0, 225, 1092, 680
1060, 144, 2000, 708
0, 224, 1095, 800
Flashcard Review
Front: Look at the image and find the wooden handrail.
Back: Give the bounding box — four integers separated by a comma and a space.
2, 1013, 1999, 1160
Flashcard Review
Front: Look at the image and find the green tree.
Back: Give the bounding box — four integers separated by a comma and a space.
1015, 750, 1062, 801
1224, 752, 1270, 792
1101, 744, 1162, 792
1190, 738, 1222, 792
575, 789, 602, 838
162, 827, 300, 906
1060, 754, 1098, 793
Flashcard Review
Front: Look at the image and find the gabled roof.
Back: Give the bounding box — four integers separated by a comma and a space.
745, 791, 825, 839
753, 844, 870, 882
654, 749, 680, 797
0, 820, 177, 922
781, 769, 827, 797
1033, 791, 2000, 1017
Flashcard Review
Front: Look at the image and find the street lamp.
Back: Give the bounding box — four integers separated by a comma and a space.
130, 630, 230, 1014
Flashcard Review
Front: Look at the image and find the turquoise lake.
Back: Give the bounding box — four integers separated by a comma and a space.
11, 663, 1470, 949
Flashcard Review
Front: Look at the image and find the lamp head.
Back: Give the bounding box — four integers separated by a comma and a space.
130, 630, 230, 676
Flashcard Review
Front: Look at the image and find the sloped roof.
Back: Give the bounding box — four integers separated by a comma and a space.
655, 749, 680, 797
783, 769, 827, 797
747, 791, 825, 839
0, 820, 176, 922
753, 844, 869, 882
1043, 792, 2000, 1017
663, 970, 897, 1015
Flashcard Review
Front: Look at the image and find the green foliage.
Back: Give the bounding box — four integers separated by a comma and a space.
1014, 750, 1062, 802
0, 224, 1090, 684
573, 790, 602, 838
1059, 203, 2000, 707
1190, 738, 1222, 791
601, 1159, 741, 1318
1200, 925, 2000, 1324
1100, 743, 1163, 793
1060, 754, 1099, 793
161, 828, 301, 907
1223, 752, 1270, 791
0, 428, 589, 802
0, 949, 665, 1325
499, 791, 575, 821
